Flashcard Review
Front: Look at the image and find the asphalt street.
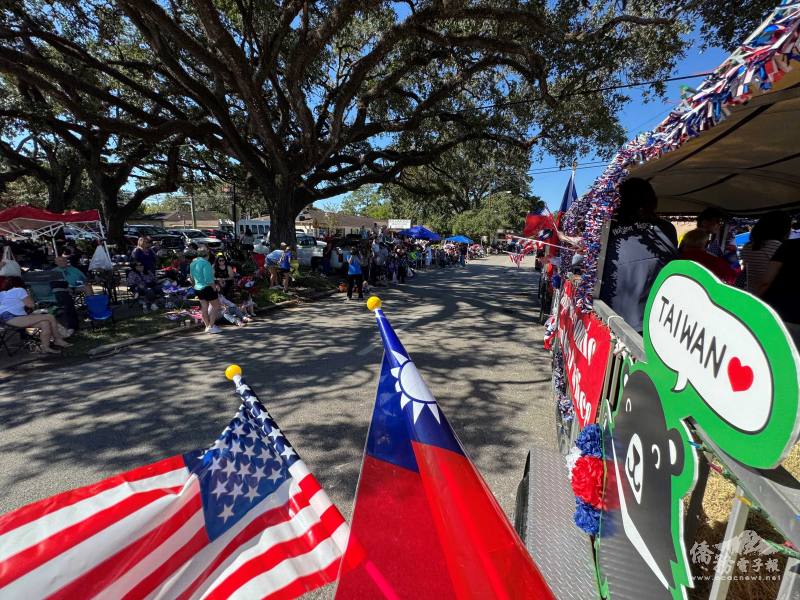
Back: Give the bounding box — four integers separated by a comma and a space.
0, 253, 556, 595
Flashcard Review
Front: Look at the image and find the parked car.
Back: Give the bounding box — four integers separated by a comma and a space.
295, 234, 324, 269
172, 228, 226, 251
124, 224, 185, 250
63, 226, 99, 242
201, 228, 233, 243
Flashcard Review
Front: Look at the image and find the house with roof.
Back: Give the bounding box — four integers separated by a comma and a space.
296, 207, 387, 237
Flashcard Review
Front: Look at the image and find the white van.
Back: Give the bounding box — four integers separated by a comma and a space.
236, 219, 271, 241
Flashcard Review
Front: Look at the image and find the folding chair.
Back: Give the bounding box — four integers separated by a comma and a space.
0, 322, 43, 357
85, 294, 115, 329
26, 281, 59, 307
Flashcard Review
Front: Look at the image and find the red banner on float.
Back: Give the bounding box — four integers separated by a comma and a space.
557, 281, 612, 427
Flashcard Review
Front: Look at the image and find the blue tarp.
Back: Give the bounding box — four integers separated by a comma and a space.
398, 225, 441, 241
445, 235, 474, 244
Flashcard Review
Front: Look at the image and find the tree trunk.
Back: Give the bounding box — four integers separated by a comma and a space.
268, 190, 298, 246
96, 182, 132, 252
46, 178, 66, 213
105, 209, 128, 254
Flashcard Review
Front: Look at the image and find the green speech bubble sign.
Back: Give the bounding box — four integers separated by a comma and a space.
642, 260, 800, 469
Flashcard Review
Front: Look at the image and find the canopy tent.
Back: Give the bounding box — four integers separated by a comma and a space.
0, 206, 104, 238
0, 206, 106, 253
445, 235, 474, 244
398, 225, 441, 241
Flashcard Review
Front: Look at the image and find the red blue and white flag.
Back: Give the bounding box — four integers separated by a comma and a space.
509, 252, 524, 266
335, 302, 554, 599
0, 372, 348, 599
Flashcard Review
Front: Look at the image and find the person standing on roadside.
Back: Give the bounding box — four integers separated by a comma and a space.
279, 243, 293, 293
190, 245, 222, 334
346, 249, 364, 301
459, 243, 467, 266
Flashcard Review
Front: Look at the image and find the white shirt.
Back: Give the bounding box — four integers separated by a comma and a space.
0, 287, 28, 317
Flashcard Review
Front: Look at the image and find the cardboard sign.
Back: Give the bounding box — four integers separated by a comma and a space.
644, 261, 800, 468
557, 280, 612, 427
597, 261, 800, 600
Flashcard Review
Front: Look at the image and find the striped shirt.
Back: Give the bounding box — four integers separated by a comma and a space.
741, 240, 782, 293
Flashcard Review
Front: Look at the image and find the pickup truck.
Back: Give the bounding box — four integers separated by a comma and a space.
295, 234, 325, 269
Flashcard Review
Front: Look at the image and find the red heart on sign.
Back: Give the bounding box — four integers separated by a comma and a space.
727, 357, 754, 392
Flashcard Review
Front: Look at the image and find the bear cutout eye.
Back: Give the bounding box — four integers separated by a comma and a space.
625, 397, 632, 412
625, 433, 644, 504
651, 444, 661, 469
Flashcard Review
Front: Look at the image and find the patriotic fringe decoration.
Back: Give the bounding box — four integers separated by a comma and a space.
562, 2, 800, 311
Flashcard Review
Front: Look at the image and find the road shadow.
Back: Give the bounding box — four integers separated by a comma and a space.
0, 258, 554, 517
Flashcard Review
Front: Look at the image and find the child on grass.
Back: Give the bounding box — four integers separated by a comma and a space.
240, 291, 257, 318
218, 292, 251, 326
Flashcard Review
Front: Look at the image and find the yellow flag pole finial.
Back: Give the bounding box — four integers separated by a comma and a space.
225, 364, 243, 381
366, 296, 382, 311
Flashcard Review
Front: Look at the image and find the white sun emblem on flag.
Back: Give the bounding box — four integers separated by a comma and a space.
390, 350, 441, 423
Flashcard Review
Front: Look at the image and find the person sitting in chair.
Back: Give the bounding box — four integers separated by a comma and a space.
127, 261, 160, 312
0, 277, 72, 354
53, 256, 94, 296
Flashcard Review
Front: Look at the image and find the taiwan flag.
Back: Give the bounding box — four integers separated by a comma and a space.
335, 301, 554, 599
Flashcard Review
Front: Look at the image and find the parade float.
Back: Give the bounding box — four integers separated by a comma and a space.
515, 3, 800, 598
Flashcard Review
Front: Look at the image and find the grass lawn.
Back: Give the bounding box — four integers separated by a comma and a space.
61, 274, 334, 357
63, 312, 190, 357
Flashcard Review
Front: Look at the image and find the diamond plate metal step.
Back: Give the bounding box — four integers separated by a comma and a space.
515, 447, 598, 599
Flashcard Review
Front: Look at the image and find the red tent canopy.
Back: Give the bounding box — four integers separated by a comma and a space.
0, 206, 101, 229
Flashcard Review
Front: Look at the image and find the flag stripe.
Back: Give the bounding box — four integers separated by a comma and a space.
124, 527, 210, 600
0, 484, 184, 590
264, 555, 343, 600
0, 467, 189, 564
0, 458, 186, 538
152, 478, 298, 600
175, 478, 325, 600
227, 532, 346, 600
97, 509, 206, 600
203, 506, 346, 600
0, 485, 187, 598
45, 490, 204, 600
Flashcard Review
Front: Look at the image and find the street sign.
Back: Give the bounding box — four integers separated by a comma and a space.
388, 219, 411, 229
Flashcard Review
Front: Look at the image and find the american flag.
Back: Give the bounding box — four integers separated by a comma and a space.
0, 373, 348, 599
509, 252, 524, 266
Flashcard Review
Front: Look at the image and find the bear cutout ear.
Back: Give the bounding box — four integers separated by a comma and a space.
665, 428, 685, 476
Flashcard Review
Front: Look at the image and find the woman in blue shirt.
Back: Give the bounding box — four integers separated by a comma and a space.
279, 244, 293, 293
346, 249, 363, 301
190, 246, 222, 333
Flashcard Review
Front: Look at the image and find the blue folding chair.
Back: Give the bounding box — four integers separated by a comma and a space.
85, 294, 115, 328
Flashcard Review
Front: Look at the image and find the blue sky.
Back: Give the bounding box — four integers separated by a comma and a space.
532, 42, 729, 210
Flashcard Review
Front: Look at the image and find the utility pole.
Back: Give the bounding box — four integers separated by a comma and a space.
189, 171, 197, 228
231, 181, 238, 240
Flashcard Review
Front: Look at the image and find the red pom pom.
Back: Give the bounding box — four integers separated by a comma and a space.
571, 455, 606, 509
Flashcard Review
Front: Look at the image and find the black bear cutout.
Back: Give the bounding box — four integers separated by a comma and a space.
599, 370, 687, 598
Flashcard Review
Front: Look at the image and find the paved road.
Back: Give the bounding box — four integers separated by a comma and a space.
0, 254, 556, 594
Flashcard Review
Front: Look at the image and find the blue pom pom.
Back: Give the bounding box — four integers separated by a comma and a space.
576, 424, 603, 457
573, 498, 601, 535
